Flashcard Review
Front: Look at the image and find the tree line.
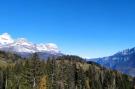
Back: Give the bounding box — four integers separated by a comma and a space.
0, 52, 134, 89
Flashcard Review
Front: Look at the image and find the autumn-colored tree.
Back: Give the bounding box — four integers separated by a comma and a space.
39, 76, 48, 89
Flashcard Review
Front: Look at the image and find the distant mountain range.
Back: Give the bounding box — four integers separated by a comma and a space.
89, 47, 135, 77
0, 33, 62, 59
0, 33, 135, 77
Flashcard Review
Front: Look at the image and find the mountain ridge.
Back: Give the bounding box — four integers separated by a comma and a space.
89, 47, 135, 77
0, 33, 62, 59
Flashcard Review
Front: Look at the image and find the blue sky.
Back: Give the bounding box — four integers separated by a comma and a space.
0, 0, 135, 58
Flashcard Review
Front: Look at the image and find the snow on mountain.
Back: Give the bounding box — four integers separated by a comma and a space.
0, 33, 60, 55
89, 47, 135, 76
45, 43, 60, 53
36, 43, 59, 53
9, 38, 36, 53
0, 33, 14, 45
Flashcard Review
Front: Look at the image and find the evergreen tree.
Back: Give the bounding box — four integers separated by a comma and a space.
21, 53, 43, 89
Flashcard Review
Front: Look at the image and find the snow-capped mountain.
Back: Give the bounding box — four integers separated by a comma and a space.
0, 33, 14, 45
0, 33, 62, 58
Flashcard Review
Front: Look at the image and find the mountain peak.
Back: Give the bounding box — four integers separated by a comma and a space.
16, 38, 28, 42
14, 38, 33, 46
45, 43, 59, 52
0, 33, 14, 45
0, 33, 61, 54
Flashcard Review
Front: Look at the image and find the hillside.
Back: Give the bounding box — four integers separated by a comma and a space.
0, 51, 134, 89
89, 47, 135, 77
0, 51, 22, 67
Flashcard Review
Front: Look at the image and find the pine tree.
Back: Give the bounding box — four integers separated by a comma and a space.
21, 53, 43, 89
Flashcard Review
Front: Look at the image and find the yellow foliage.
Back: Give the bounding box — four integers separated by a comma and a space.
85, 79, 90, 89
39, 76, 48, 89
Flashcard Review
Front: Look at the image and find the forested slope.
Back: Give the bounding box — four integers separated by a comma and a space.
0, 51, 134, 89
